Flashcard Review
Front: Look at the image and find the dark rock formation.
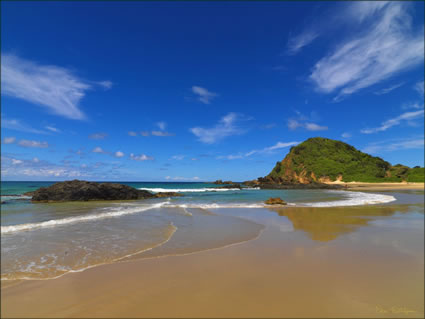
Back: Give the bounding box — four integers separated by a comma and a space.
30, 180, 181, 202
264, 197, 287, 205
213, 180, 235, 185
215, 184, 242, 189
242, 180, 260, 187
154, 192, 183, 198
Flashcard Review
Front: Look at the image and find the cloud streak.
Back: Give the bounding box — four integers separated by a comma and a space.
3, 137, 16, 144
1, 117, 46, 134
309, 2, 424, 101
190, 112, 247, 144
287, 30, 319, 55
415, 81, 424, 96
218, 141, 300, 160
18, 140, 49, 148
362, 137, 424, 154
287, 110, 328, 132
361, 110, 424, 134
374, 82, 405, 95
191, 86, 218, 104
1, 54, 112, 120
130, 153, 154, 161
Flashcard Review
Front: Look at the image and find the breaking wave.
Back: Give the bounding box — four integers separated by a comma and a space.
1, 202, 169, 235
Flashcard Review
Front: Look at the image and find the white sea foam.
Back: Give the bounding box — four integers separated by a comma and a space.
138, 187, 258, 193
1, 202, 168, 235
1, 191, 396, 235
299, 191, 396, 207
165, 203, 266, 209
164, 191, 396, 209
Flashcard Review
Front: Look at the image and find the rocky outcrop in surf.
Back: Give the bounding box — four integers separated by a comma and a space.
264, 197, 287, 205
31, 180, 181, 202
213, 180, 235, 185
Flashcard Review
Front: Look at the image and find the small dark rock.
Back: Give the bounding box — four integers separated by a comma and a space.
154, 192, 183, 198
264, 197, 287, 205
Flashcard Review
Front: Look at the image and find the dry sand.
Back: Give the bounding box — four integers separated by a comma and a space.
326, 181, 424, 191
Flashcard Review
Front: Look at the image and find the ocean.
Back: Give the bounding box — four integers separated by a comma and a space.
0, 181, 414, 283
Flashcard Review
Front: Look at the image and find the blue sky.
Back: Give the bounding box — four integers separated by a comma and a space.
1, 1, 424, 181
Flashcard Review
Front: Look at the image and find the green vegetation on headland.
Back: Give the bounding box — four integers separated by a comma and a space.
263, 137, 424, 184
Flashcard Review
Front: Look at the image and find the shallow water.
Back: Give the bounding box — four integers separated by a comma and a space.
0, 181, 421, 285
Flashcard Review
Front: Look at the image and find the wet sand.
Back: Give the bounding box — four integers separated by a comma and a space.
2, 201, 424, 318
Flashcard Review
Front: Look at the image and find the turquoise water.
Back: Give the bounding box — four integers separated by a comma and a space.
0, 181, 405, 281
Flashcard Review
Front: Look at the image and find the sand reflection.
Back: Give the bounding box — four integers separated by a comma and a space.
271, 205, 413, 242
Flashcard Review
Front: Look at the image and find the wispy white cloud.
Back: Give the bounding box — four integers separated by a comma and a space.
219, 141, 300, 160
264, 141, 300, 152
362, 137, 424, 154
133, 122, 175, 137
114, 151, 125, 158
346, 1, 389, 23
191, 86, 218, 104
1, 117, 46, 134
92, 146, 106, 153
245, 141, 300, 157
130, 153, 154, 161
171, 155, 185, 160
18, 139, 49, 148
89, 133, 107, 140
45, 125, 61, 133
342, 132, 352, 139
287, 110, 327, 131
309, 2, 424, 101
11, 159, 23, 165
374, 82, 405, 95
1, 54, 98, 120
190, 112, 247, 144
402, 101, 424, 110
3, 137, 16, 144
414, 80, 424, 96
361, 110, 424, 134
151, 131, 175, 137
304, 123, 328, 131
156, 121, 167, 131
1, 156, 89, 178
287, 30, 319, 55
97, 80, 113, 89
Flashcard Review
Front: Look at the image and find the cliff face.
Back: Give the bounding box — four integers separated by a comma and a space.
262, 137, 423, 184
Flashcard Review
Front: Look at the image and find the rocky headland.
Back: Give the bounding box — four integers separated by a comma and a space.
242, 137, 424, 189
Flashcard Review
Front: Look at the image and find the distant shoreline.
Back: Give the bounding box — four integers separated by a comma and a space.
325, 181, 424, 191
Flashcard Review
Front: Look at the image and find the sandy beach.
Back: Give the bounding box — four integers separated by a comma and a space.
326, 182, 424, 191
2, 196, 424, 318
